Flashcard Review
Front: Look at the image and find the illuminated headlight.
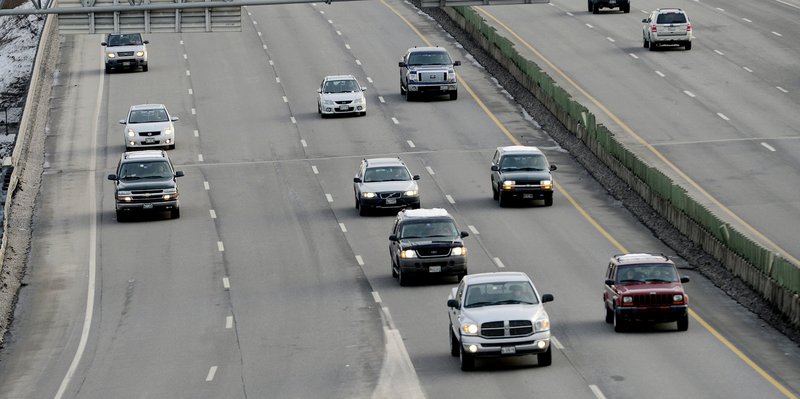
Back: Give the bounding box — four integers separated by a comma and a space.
399, 249, 417, 259
622, 296, 633, 305
136, 50, 145, 57
407, 72, 418, 81
117, 191, 132, 202
127, 128, 135, 138
361, 192, 376, 199
322, 99, 335, 106
673, 294, 684, 304
164, 126, 173, 135
502, 180, 515, 190
541, 179, 553, 190
162, 189, 177, 200
461, 323, 478, 335
403, 190, 418, 197
451, 246, 466, 256
107, 53, 116, 58
534, 317, 550, 332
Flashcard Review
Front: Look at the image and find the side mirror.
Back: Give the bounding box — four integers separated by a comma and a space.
175, 171, 185, 177
361, 87, 367, 92
398, 61, 406, 68
171, 117, 179, 122
453, 60, 461, 66
491, 165, 499, 171
680, 276, 690, 283
541, 294, 554, 303
412, 175, 420, 180
101, 42, 108, 46
317, 88, 322, 93
353, 177, 362, 183
605, 279, 615, 286
107, 174, 118, 181
460, 231, 469, 238
549, 164, 557, 171
447, 299, 460, 309
389, 234, 398, 241
119, 119, 126, 125
642, 18, 648, 23
143, 40, 149, 44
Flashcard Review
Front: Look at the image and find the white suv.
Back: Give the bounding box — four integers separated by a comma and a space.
642, 8, 693, 51
120, 104, 178, 150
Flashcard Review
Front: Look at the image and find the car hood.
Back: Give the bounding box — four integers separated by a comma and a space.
127, 121, 172, 133
498, 170, 552, 181
408, 64, 451, 72
106, 44, 144, 53
117, 177, 176, 191
359, 180, 417, 193
400, 237, 463, 249
320, 92, 363, 102
462, 304, 546, 323
616, 282, 684, 294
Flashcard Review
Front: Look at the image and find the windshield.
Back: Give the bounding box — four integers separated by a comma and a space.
129, 109, 168, 124
107, 34, 143, 47
363, 166, 411, 182
323, 79, 360, 93
500, 154, 546, 171
407, 51, 452, 66
399, 220, 458, 239
464, 282, 538, 307
119, 161, 173, 180
617, 263, 678, 283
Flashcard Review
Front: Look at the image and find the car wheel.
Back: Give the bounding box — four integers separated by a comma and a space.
456, 272, 466, 283
492, 185, 499, 200
643, 37, 649, 48
391, 259, 399, 278
400, 81, 406, 95
459, 344, 475, 371
592, 4, 599, 13
142, 64, 148, 72
354, 195, 360, 210
677, 314, 689, 331
538, 345, 552, 367
406, 91, 414, 102
105, 66, 111, 74
622, 4, 630, 13
544, 196, 553, 207
167, 144, 175, 150
116, 210, 127, 222
171, 208, 180, 219
449, 325, 460, 357
613, 310, 627, 332
450, 91, 458, 101
398, 268, 409, 286
498, 191, 509, 207
359, 204, 369, 216
684, 41, 692, 51
587, 0, 592, 12
649, 41, 657, 51
605, 306, 614, 323
318, 103, 321, 114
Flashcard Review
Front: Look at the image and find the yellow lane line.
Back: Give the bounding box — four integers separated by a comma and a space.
474, 6, 799, 267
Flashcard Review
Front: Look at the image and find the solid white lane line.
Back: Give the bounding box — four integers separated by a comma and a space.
777, 86, 788, 93
356, 255, 364, 266
742, 17, 753, 23
655, 70, 665, 77
372, 291, 382, 304
325, 193, 333, 202
223, 277, 230, 289
367, 77, 373, 83
468, 225, 479, 235
551, 336, 564, 350
226, 316, 233, 329
282, 96, 288, 103
714, 49, 725, 55
772, 31, 783, 37
194, 129, 199, 137
209, 209, 217, 219
425, 166, 435, 175
774, 0, 800, 10
188, 88, 193, 95
290, 117, 296, 124
311, 165, 319, 174
356, 59, 362, 65
345, 44, 351, 49
198, 154, 204, 162
339, 223, 347, 232
589, 385, 607, 399
300, 139, 308, 147
606, 37, 615, 43
629, 53, 639, 59
206, 366, 218, 382
186, 70, 190, 76
743, 66, 753, 73
217, 241, 225, 252
761, 142, 776, 152
204, 181, 210, 190
406, 140, 415, 148
493, 257, 505, 269
446, 195, 455, 204
683, 90, 696, 98
392, 117, 399, 124
191, 108, 196, 115
180, 40, 184, 44
717, 113, 730, 121
378, 96, 386, 104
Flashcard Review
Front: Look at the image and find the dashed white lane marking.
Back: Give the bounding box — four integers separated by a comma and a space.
198, 154, 204, 162
327, 19, 333, 24
585, 23, 593, 28
188, 88, 193, 95
446, 195, 455, 204
378, 96, 386, 104
356, 60, 362, 65
468, 225, 479, 235
777, 86, 788, 93
493, 257, 505, 269
425, 166, 435, 175
345, 44, 351, 50
772, 31, 783, 37
629, 53, 639, 59
589, 385, 607, 399
355, 255, 364, 266
180, 40, 184, 44
311, 165, 319, 174
606, 37, 615, 43
743, 66, 753, 73
209, 209, 217, 219
717, 112, 730, 121
325, 193, 333, 202
252, 20, 258, 25
300, 139, 308, 147
194, 129, 199, 137
183, 54, 187, 59
319, 9, 324, 14
257, 32, 262, 37
406, 140, 415, 148
566, 11, 573, 16
290, 116, 296, 124
275, 77, 280, 83
392, 117, 399, 124
339, 223, 347, 232
263, 44, 267, 50
204, 181, 210, 190
371, 291, 382, 304
742, 17, 753, 23
206, 366, 218, 382
367, 77, 373, 83
640, 9, 648, 14
683, 90, 696, 98
714, 49, 725, 55
282, 96, 288, 103
336, 30, 342, 36
226, 316, 233, 329
186, 70, 191, 76
222, 277, 230, 289
716, 7, 725, 12
761, 142, 776, 152
217, 241, 225, 252
191, 108, 196, 115
269, 60, 274, 66
551, 336, 564, 350
655, 70, 665, 77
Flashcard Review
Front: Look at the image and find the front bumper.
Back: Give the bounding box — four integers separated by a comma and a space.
500, 187, 553, 201
397, 256, 466, 277
125, 135, 174, 149
106, 58, 147, 69
116, 200, 179, 212
408, 82, 457, 95
320, 103, 366, 115
360, 196, 419, 210
460, 332, 550, 358
616, 305, 688, 323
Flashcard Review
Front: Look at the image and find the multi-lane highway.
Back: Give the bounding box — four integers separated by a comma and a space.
0, 0, 798, 398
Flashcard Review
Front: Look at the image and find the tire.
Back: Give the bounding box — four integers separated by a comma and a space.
459, 345, 475, 371
449, 91, 458, 101
538, 346, 552, 367
359, 204, 369, 216
592, 4, 599, 14
605, 306, 614, 323
318, 103, 321, 114
684, 41, 692, 51
116, 210, 127, 222
142, 64, 148, 72
398, 268, 409, 286
457, 272, 466, 282
622, 4, 630, 13
613, 310, 627, 332
643, 37, 649, 48
677, 314, 689, 331
587, 0, 592, 12
544, 196, 553, 207
105, 66, 111, 74
171, 208, 180, 219
167, 144, 175, 150
406, 91, 414, 102
649, 41, 657, 51
400, 81, 406, 95
492, 186, 499, 201
391, 260, 399, 278
498, 191, 509, 207
449, 325, 460, 357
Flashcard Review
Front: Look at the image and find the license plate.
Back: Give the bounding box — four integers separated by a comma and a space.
145, 138, 155, 144
501, 347, 516, 355
123, 61, 131, 66
339, 105, 350, 111
668, 27, 676, 31
143, 203, 153, 209
429, 266, 441, 273
523, 194, 534, 199
385, 198, 396, 205
609, 0, 615, 3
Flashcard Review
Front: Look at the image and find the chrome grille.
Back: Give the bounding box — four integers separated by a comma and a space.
480, 320, 533, 338
379, 192, 401, 199
416, 248, 451, 258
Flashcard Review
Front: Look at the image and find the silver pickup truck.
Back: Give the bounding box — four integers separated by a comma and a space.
447, 271, 554, 371
399, 46, 460, 101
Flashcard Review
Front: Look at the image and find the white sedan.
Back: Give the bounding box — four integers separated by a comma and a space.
317, 75, 367, 117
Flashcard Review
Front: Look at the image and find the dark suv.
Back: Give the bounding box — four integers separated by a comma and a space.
603, 253, 690, 332
107, 150, 184, 222
490, 146, 556, 207
389, 208, 469, 286
588, 0, 630, 14
354, 157, 420, 216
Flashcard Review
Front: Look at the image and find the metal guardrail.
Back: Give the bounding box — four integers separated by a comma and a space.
0, 107, 22, 136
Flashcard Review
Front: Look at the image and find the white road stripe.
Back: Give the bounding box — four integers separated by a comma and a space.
716, 7, 725, 12
743, 66, 753, 73
226, 316, 233, 329
655, 70, 665, 77
742, 17, 752, 23
191, 108, 196, 115
392, 117, 399, 124
290, 116, 296, 124
775, 86, 787, 93
446, 195, 455, 204
252, 20, 257, 25
275, 77, 280, 83
585, 23, 593, 28
683, 90, 696, 98
257, 32, 262, 37
336, 30, 342, 36
188, 88, 193, 95
468, 225, 479, 235
606, 37, 615, 43
217, 241, 224, 252
223, 277, 230, 289
367, 77, 373, 83
198, 154, 204, 162
345, 44, 351, 49
774, 0, 800, 10
194, 129, 199, 137
356, 255, 364, 266
629, 53, 639, 59
589, 385, 607, 399
640, 9, 648, 14
772, 31, 783, 37
493, 257, 505, 269
425, 166, 435, 175
717, 112, 730, 121
325, 193, 333, 202
714, 49, 725, 55
566, 11, 573, 16
180, 40, 184, 44
327, 19, 333, 24
378, 96, 386, 104
761, 142, 776, 152
204, 181, 210, 190
319, 9, 325, 13
406, 140, 415, 148
206, 366, 218, 382
209, 209, 216, 219
311, 165, 319, 174
551, 336, 564, 350
372, 291, 382, 303
186, 70, 190, 76
269, 60, 274, 66
356, 59, 362, 65
339, 223, 347, 232
263, 44, 267, 50
300, 139, 308, 147
282, 96, 288, 103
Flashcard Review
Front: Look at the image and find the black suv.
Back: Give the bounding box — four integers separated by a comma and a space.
389, 208, 469, 286
354, 157, 420, 216
490, 146, 556, 207
107, 150, 184, 222
588, 0, 630, 13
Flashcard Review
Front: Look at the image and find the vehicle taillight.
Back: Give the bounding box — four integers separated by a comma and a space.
687, 23, 692, 32
651, 26, 657, 32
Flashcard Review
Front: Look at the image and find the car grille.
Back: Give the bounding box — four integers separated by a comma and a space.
480, 320, 533, 338
117, 51, 134, 56
335, 100, 352, 105
127, 189, 165, 203
631, 294, 674, 306
419, 71, 445, 82
138, 131, 162, 137
514, 180, 541, 187
416, 248, 451, 257
378, 192, 402, 199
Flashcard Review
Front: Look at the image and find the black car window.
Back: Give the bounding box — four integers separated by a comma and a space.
129, 109, 168, 124
363, 166, 410, 182
656, 12, 687, 24
119, 161, 171, 179
500, 154, 546, 171
465, 282, 538, 307
108, 34, 142, 46
324, 79, 359, 93
407, 51, 452, 66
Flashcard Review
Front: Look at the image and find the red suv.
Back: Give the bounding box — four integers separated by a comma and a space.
603, 254, 690, 332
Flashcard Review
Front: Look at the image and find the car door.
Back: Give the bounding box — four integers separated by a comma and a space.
400, 53, 409, 87
604, 263, 617, 309
354, 161, 366, 197
490, 150, 501, 188
449, 280, 466, 329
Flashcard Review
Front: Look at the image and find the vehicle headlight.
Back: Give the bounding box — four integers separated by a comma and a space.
136, 50, 145, 57
502, 180, 515, 190
164, 126, 173, 135
673, 294, 684, 304
451, 246, 466, 256
622, 296, 633, 305
408, 72, 418, 81
399, 249, 416, 259
361, 192, 376, 199
117, 191, 132, 201
162, 189, 177, 200
403, 190, 418, 197
461, 323, 479, 335
448, 69, 456, 82
541, 179, 552, 190
107, 53, 116, 58
323, 99, 335, 106
127, 128, 135, 138
353, 96, 364, 105
534, 317, 550, 332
